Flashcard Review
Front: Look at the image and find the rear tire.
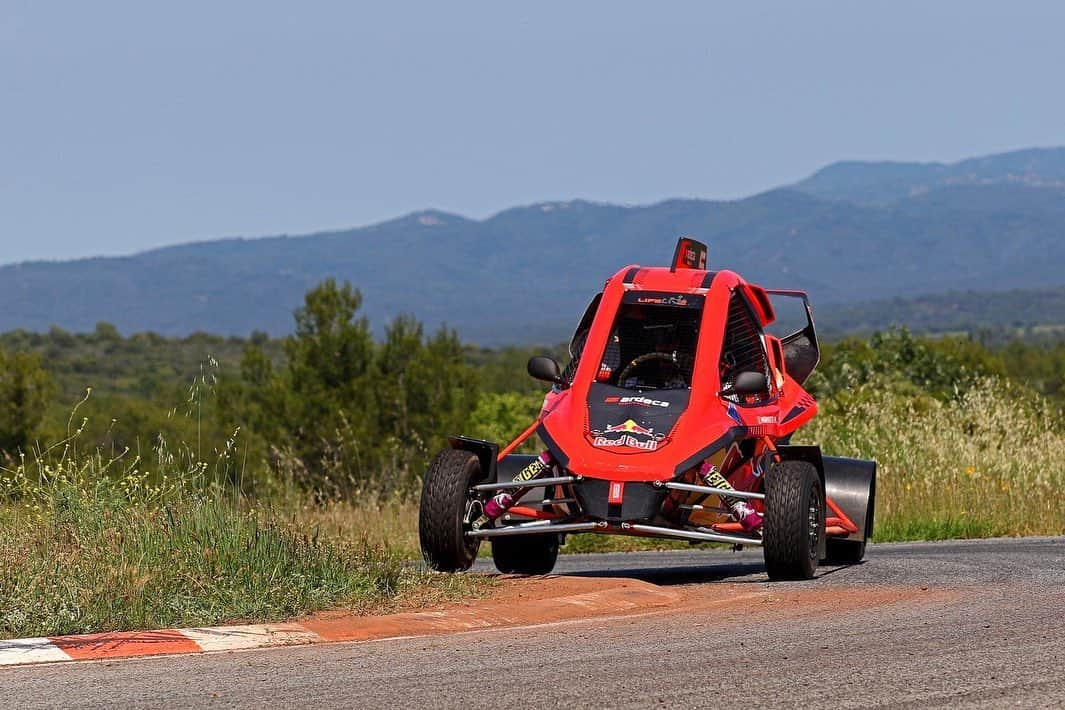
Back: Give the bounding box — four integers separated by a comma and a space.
419, 449, 482, 572
763, 460, 824, 580
824, 538, 866, 564
491, 534, 560, 575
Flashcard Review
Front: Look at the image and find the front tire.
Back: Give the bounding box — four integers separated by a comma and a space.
491, 534, 560, 575
763, 460, 824, 580
419, 449, 482, 572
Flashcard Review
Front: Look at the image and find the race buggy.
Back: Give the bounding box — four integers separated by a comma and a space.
419, 238, 876, 580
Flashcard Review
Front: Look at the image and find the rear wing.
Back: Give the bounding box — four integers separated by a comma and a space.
764, 289, 820, 386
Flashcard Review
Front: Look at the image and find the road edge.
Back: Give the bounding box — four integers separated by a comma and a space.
0, 576, 680, 668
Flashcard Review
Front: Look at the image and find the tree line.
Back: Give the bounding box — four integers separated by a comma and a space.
1, 279, 1062, 495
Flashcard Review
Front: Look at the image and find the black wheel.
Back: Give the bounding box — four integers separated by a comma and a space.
491, 534, 560, 575
824, 538, 866, 564
762, 460, 824, 580
419, 449, 482, 572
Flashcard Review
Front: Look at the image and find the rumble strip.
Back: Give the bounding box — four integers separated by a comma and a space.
0, 578, 680, 667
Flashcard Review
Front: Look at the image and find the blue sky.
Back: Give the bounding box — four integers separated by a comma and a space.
3, 1, 1064, 264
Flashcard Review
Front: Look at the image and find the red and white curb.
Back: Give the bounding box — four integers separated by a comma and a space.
0, 578, 682, 668
0, 623, 321, 666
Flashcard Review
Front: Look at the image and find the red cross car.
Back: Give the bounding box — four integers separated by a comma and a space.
419, 238, 877, 580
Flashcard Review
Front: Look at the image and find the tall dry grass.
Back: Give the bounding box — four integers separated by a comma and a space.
0, 426, 486, 640
802, 378, 1065, 539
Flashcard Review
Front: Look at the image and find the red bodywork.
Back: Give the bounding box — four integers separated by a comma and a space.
533, 266, 814, 482
490, 258, 861, 540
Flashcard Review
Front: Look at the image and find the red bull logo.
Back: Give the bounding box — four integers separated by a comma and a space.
603, 419, 654, 437
592, 419, 662, 451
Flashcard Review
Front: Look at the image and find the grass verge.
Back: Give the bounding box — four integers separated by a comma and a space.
3, 378, 1060, 639
0, 449, 489, 640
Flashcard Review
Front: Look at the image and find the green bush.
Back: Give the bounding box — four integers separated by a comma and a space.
0, 347, 53, 457
810, 328, 1006, 401
464, 391, 543, 448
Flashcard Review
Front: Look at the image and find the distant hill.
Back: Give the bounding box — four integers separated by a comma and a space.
793, 146, 1065, 204
814, 286, 1065, 340
2, 147, 1065, 346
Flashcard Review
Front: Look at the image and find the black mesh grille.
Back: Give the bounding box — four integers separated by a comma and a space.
720, 293, 770, 401
561, 330, 585, 383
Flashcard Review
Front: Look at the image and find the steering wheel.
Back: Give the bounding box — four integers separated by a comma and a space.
616, 352, 678, 385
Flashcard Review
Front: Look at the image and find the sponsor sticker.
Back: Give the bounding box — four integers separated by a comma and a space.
511, 458, 548, 483
636, 295, 689, 306
604, 419, 653, 436
604, 395, 670, 408
592, 435, 659, 451
591, 419, 665, 451
726, 403, 744, 425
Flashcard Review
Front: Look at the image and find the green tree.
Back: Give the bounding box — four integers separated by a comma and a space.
281, 279, 379, 489
378, 321, 479, 441
218, 343, 285, 440
0, 348, 54, 455
466, 391, 542, 448
809, 328, 1005, 401
215, 283, 486, 494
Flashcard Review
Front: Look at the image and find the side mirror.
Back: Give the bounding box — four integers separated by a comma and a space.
720, 371, 767, 397
528, 356, 568, 388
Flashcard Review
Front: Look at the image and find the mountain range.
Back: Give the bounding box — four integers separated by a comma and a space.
3, 147, 1064, 345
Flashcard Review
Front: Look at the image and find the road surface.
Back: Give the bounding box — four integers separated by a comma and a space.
3, 537, 1064, 709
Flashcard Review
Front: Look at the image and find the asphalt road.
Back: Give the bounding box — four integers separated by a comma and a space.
4, 537, 1065, 709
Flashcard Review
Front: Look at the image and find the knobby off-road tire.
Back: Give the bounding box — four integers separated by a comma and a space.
491, 534, 560, 575
824, 538, 866, 564
419, 449, 482, 572
763, 460, 824, 580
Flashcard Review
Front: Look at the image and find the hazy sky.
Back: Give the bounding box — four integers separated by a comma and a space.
3, 1, 1065, 265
